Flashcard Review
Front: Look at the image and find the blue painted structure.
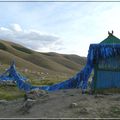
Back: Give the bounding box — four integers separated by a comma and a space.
94, 70, 120, 89
91, 32, 120, 90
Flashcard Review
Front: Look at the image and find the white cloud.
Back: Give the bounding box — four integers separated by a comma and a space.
10, 24, 22, 32
0, 24, 63, 52
1, 3, 120, 57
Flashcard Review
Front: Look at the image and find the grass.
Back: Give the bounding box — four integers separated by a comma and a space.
0, 42, 7, 51
11, 45, 33, 54
30, 79, 67, 86
0, 40, 85, 100
40, 52, 58, 56
0, 64, 71, 100
0, 85, 25, 100
0, 40, 85, 74
0, 76, 67, 100
0, 74, 67, 100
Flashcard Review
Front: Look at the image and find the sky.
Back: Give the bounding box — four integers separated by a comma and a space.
0, 1, 120, 56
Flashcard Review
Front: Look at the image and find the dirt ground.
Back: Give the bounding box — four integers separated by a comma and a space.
0, 89, 120, 119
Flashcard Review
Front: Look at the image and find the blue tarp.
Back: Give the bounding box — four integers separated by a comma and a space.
1, 44, 120, 92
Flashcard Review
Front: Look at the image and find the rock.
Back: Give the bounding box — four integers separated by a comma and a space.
37, 72, 40, 75
20, 99, 36, 114
41, 72, 44, 75
25, 89, 48, 100
79, 108, 88, 114
38, 90, 48, 97
94, 94, 104, 98
24, 99, 36, 107
24, 68, 28, 73
0, 99, 8, 104
70, 103, 78, 108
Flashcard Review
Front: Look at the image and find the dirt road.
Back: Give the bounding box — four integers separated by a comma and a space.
0, 89, 120, 118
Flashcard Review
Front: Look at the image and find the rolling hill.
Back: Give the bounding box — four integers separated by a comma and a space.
0, 39, 87, 99
0, 39, 86, 74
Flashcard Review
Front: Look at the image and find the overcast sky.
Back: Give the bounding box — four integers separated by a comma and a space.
0, 2, 120, 56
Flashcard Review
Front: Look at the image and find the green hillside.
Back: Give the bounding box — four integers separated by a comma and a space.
0, 40, 86, 74
0, 39, 86, 100
0, 39, 86, 85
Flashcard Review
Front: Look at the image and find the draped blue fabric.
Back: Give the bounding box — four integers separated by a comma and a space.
0, 62, 27, 82
0, 44, 120, 92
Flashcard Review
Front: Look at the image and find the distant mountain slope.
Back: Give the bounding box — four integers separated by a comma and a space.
0, 40, 86, 74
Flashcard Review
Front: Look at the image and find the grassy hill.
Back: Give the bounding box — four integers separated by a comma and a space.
0, 39, 87, 84
0, 39, 86, 74
0, 39, 86, 100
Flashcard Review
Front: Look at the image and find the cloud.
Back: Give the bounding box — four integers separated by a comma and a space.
10, 24, 22, 32
0, 24, 63, 52
1, 2, 120, 57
